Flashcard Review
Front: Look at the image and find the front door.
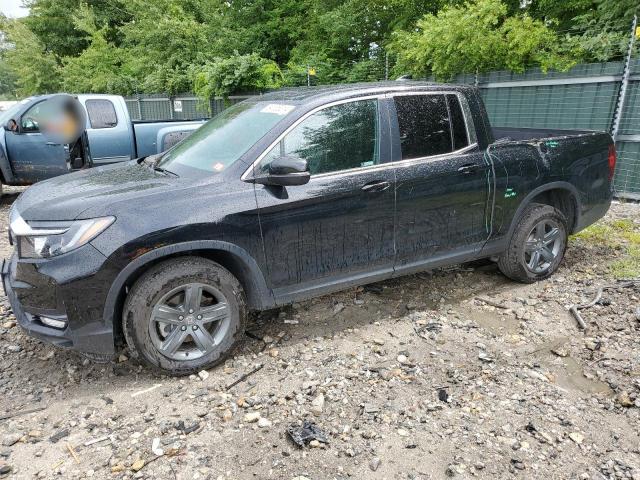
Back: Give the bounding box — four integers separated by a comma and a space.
5, 99, 68, 183
250, 97, 395, 303
391, 93, 491, 273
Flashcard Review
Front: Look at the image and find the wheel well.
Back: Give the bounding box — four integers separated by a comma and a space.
528, 188, 578, 233
111, 249, 267, 345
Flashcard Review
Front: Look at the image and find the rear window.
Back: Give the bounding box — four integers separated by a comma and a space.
394, 95, 452, 159
86, 100, 117, 129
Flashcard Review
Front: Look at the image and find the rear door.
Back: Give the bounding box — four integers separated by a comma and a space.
391, 92, 491, 273
250, 97, 396, 302
5, 98, 68, 183
82, 98, 134, 165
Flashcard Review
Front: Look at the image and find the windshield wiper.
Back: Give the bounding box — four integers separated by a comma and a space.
142, 155, 178, 177
152, 165, 179, 177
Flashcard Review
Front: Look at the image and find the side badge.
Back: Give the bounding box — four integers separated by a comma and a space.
504, 188, 517, 198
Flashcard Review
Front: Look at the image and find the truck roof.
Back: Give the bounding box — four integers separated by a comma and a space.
255, 80, 475, 104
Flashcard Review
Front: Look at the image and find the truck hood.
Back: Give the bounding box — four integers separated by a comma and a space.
14, 161, 186, 221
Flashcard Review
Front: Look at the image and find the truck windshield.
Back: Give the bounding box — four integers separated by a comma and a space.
0, 102, 25, 126
156, 101, 294, 175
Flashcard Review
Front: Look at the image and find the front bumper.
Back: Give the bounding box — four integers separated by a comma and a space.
1, 246, 117, 355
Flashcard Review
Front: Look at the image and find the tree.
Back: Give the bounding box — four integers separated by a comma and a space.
390, 0, 576, 80
193, 53, 283, 99
60, 7, 135, 93
0, 15, 61, 95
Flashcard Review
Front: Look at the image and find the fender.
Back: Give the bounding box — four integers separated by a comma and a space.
102, 240, 275, 334
505, 181, 582, 240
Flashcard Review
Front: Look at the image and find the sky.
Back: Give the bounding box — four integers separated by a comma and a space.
0, 0, 29, 18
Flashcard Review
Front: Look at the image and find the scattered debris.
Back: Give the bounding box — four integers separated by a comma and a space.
287, 421, 329, 448
437, 388, 449, 402
49, 429, 70, 444
475, 296, 509, 309
569, 280, 640, 330
569, 432, 585, 445
66, 442, 80, 464
369, 457, 382, 471
243, 412, 261, 423
83, 436, 110, 447
225, 363, 264, 391
0, 406, 47, 422
130, 459, 145, 472
131, 384, 162, 398
151, 438, 164, 456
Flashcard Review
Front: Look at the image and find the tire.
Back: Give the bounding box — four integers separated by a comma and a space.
123, 257, 247, 376
498, 203, 568, 284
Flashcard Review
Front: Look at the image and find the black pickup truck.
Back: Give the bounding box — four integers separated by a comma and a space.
3, 81, 615, 375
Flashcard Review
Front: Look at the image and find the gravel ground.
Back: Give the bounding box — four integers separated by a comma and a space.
0, 194, 639, 480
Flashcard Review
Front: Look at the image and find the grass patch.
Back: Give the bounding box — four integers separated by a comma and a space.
571, 223, 619, 247
571, 218, 640, 279
610, 245, 640, 279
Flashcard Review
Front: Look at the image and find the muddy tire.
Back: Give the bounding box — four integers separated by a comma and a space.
123, 257, 247, 376
498, 203, 568, 284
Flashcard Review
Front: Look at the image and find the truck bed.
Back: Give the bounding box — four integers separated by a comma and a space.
132, 120, 205, 158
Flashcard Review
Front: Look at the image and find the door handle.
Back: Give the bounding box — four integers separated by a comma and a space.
457, 163, 479, 174
46, 142, 61, 146
361, 180, 391, 193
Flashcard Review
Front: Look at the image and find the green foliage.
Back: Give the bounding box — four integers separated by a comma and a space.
60, 6, 135, 93
193, 54, 283, 99
0, 0, 636, 96
0, 15, 61, 95
390, 0, 575, 80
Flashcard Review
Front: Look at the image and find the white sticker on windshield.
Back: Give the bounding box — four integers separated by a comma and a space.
261, 104, 295, 115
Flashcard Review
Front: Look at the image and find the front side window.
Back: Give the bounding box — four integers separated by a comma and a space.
394, 94, 452, 160
20, 102, 47, 133
258, 99, 380, 176
86, 100, 118, 129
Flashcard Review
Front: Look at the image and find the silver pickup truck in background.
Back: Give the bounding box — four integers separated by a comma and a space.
0, 94, 204, 187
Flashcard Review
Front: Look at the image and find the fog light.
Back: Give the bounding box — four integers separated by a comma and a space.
39, 316, 67, 329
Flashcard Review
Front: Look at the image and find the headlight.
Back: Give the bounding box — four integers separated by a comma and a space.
10, 212, 115, 259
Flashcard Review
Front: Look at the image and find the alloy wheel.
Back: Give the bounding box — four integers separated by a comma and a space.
523, 219, 563, 274
148, 283, 231, 361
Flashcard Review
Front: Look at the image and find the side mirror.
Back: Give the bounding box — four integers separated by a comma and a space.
4, 119, 18, 132
254, 155, 310, 186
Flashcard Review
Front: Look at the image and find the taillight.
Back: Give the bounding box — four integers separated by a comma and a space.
608, 144, 617, 181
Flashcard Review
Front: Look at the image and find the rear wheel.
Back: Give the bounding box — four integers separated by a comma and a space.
123, 257, 247, 376
498, 203, 568, 283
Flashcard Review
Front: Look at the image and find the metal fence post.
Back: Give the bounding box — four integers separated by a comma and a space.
611, 14, 637, 140
136, 94, 142, 121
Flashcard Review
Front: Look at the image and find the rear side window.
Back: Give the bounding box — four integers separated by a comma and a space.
86, 100, 117, 129
447, 94, 469, 150
394, 95, 451, 159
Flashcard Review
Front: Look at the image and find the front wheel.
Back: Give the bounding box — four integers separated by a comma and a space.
498, 203, 568, 283
122, 257, 247, 376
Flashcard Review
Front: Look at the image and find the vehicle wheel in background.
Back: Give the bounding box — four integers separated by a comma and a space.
123, 257, 247, 376
498, 203, 568, 284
